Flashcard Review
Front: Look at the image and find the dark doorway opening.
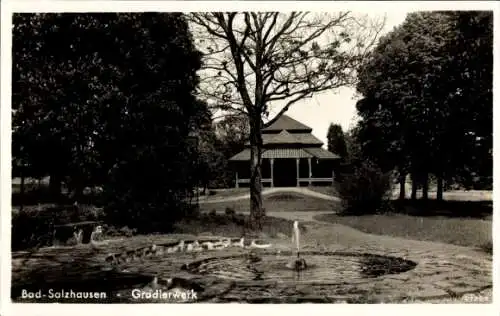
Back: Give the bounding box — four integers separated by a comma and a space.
273, 159, 297, 187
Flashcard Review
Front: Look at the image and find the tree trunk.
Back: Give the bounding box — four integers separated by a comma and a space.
436, 175, 444, 201
249, 118, 263, 230
19, 170, 25, 212
49, 174, 62, 200
398, 172, 406, 200
422, 173, 429, 200
73, 187, 84, 203
411, 173, 417, 200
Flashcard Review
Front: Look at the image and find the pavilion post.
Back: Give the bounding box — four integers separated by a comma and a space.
308, 158, 312, 186
332, 170, 335, 185
296, 158, 300, 187
235, 171, 239, 188
270, 158, 274, 188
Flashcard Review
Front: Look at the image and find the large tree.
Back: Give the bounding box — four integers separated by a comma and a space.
437, 11, 493, 192
190, 12, 384, 228
326, 123, 348, 159
13, 13, 204, 230
355, 11, 493, 201
214, 113, 250, 159
212, 114, 250, 188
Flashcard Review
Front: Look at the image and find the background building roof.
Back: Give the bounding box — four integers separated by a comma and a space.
262, 115, 313, 132
245, 130, 324, 146
230, 147, 339, 161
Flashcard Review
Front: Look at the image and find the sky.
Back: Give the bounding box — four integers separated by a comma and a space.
268, 11, 412, 147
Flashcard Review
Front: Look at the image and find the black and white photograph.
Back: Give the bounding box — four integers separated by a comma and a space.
1, 0, 496, 311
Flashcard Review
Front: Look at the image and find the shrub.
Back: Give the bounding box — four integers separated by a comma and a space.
11, 204, 104, 250
209, 209, 217, 217
335, 160, 392, 215
480, 241, 493, 255
12, 207, 54, 250
232, 213, 246, 226
225, 207, 236, 217
267, 193, 302, 201
11, 185, 70, 206
102, 225, 137, 238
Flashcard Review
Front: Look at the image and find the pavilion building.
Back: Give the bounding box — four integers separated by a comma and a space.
229, 115, 340, 187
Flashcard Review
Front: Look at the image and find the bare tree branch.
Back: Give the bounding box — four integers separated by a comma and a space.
189, 11, 386, 223
190, 11, 385, 121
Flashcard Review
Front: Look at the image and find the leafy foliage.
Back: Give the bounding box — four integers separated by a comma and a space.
439, 11, 493, 189
11, 204, 104, 251
355, 11, 493, 198
335, 160, 392, 215
326, 123, 348, 159
190, 12, 385, 227
12, 13, 204, 231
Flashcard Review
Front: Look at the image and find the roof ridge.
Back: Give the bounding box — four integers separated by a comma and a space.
263, 114, 313, 131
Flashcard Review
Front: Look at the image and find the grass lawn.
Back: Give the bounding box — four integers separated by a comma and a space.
198, 188, 250, 198
173, 212, 305, 238
305, 186, 338, 196
315, 211, 492, 252
200, 193, 340, 213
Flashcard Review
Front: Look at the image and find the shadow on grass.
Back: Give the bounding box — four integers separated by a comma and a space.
173, 212, 305, 239
315, 199, 492, 250
200, 194, 340, 213
390, 200, 492, 219
266, 193, 305, 202
478, 241, 493, 255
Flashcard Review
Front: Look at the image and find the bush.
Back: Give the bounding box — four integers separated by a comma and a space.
12, 207, 54, 250
12, 185, 70, 206
225, 207, 236, 217
11, 204, 104, 251
102, 225, 137, 238
335, 160, 392, 215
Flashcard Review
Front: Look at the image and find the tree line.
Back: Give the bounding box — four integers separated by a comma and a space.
12, 13, 210, 231
12, 12, 254, 230
326, 11, 492, 202
12, 11, 492, 231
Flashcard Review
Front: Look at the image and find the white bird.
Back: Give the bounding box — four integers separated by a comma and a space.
150, 276, 158, 288
213, 239, 225, 250
90, 225, 104, 248
222, 238, 231, 248
178, 240, 185, 252
203, 241, 214, 250
166, 278, 173, 288
236, 237, 245, 248
73, 229, 83, 245
250, 239, 271, 249
192, 240, 202, 251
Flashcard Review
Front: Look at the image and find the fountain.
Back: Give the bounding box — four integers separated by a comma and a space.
177, 220, 418, 302
70, 222, 418, 303
286, 220, 307, 271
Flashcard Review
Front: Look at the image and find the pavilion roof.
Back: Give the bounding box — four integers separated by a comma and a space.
229, 147, 340, 161
245, 130, 323, 146
262, 115, 313, 132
